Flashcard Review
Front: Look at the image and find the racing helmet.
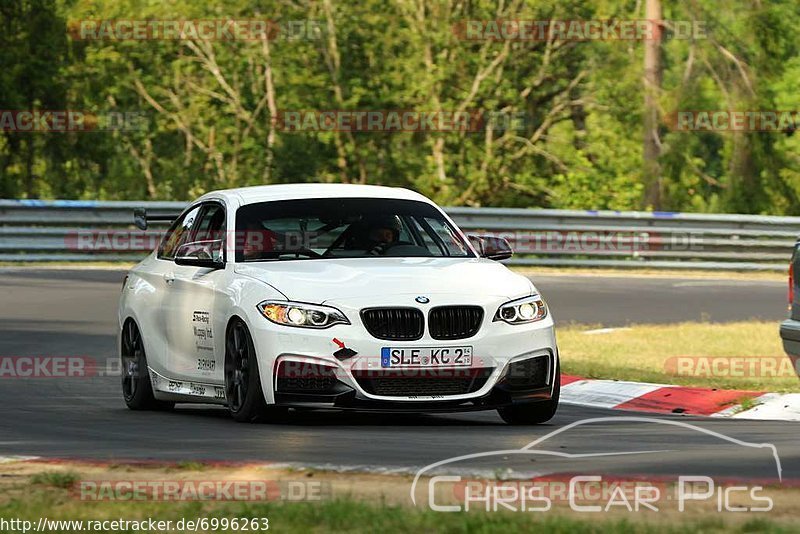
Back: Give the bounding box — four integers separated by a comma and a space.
366, 214, 403, 242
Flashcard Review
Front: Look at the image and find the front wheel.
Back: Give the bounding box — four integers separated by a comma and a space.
497, 361, 560, 425
224, 319, 285, 423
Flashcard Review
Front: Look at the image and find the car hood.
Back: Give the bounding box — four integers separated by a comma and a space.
234, 257, 534, 302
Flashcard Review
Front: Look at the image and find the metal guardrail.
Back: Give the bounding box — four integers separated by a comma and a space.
0, 199, 796, 270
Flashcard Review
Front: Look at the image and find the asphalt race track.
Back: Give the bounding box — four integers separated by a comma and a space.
0, 268, 796, 482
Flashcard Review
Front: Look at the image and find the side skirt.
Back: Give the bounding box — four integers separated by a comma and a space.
149, 367, 228, 405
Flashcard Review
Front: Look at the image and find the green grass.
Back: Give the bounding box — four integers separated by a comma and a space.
736, 396, 758, 413
0, 485, 795, 534
558, 321, 800, 392
29, 471, 80, 489
170, 462, 209, 472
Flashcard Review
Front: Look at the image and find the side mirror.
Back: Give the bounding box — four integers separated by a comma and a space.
175, 239, 225, 269
467, 234, 513, 261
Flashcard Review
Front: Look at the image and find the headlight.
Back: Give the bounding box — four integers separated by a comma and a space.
494, 295, 548, 324
257, 300, 350, 329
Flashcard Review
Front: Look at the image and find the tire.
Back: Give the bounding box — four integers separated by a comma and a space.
121, 320, 174, 411
497, 361, 560, 425
224, 319, 286, 423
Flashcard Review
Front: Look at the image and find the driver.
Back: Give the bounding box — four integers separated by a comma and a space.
367, 215, 402, 247
240, 220, 275, 260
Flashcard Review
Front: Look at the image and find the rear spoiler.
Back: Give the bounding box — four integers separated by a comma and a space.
134, 208, 182, 230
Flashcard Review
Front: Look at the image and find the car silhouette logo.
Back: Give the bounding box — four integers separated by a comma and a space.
409, 416, 784, 506
415, 296, 430, 304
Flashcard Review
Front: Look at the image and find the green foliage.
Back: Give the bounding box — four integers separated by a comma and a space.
1, 0, 799, 213
30, 471, 80, 489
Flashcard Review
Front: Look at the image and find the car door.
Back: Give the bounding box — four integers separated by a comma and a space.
163, 201, 227, 384
141, 203, 204, 377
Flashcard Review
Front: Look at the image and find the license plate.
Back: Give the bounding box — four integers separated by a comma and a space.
380, 346, 473, 368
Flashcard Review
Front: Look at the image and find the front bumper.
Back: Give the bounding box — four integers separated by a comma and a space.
271, 349, 558, 413
780, 319, 800, 358
247, 294, 559, 410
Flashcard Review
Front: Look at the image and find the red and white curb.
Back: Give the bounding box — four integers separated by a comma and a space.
0, 455, 39, 463
560, 375, 800, 421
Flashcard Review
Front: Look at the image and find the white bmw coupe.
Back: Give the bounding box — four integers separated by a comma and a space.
119, 184, 560, 424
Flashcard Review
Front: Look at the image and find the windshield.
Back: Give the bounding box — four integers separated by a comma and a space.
235, 197, 473, 262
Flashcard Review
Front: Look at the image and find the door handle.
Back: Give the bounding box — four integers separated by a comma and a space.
163, 272, 175, 285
